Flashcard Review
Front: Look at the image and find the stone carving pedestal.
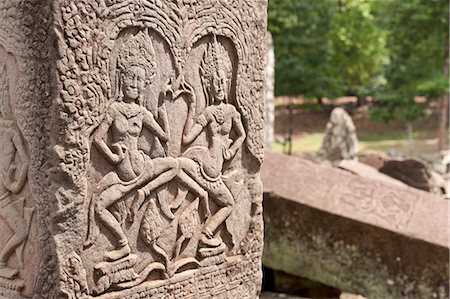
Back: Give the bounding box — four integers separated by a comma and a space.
0, 0, 266, 298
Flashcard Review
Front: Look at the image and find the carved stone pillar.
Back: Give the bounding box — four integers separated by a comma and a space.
0, 0, 266, 298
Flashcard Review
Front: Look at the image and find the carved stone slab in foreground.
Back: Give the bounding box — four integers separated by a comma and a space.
262, 152, 449, 299
0, 0, 266, 298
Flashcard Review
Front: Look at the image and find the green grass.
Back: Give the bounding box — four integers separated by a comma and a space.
358, 129, 433, 142
273, 133, 324, 153
273, 129, 438, 158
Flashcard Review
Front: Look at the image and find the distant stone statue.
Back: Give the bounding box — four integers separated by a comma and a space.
317, 107, 358, 163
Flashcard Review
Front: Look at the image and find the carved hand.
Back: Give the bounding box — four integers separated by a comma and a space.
223, 148, 235, 160
1, 165, 25, 193
110, 143, 126, 165
181, 80, 196, 104
164, 77, 175, 99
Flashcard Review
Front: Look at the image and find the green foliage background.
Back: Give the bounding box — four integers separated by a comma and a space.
268, 0, 449, 122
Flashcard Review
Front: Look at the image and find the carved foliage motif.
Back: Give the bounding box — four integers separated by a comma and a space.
55, 0, 265, 297
338, 177, 419, 228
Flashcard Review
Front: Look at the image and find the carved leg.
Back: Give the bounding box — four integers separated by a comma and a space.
201, 182, 234, 246
0, 203, 27, 279
132, 157, 179, 220
170, 185, 188, 210
95, 187, 131, 261
152, 242, 172, 277
177, 171, 208, 204
176, 158, 209, 215
130, 168, 179, 221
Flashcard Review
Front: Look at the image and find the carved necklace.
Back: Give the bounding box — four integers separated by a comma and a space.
116, 102, 141, 119
212, 106, 226, 124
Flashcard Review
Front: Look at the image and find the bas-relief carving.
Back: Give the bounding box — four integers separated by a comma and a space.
337, 177, 418, 228
55, 0, 265, 297
84, 30, 250, 295
0, 46, 34, 298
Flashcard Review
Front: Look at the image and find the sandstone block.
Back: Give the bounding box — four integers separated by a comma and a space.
0, 1, 266, 297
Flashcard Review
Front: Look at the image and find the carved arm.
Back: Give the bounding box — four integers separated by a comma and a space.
181, 82, 205, 145
157, 103, 170, 138
143, 109, 169, 143
93, 112, 124, 165
3, 132, 29, 193
224, 110, 246, 160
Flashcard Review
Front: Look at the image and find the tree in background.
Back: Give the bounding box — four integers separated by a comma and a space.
269, 0, 449, 152
268, 0, 341, 101
327, 0, 387, 106
268, 0, 387, 105
369, 0, 449, 151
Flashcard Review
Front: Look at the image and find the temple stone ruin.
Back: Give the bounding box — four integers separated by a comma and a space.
0, 0, 266, 297
262, 152, 449, 299
317, 107, 358, 163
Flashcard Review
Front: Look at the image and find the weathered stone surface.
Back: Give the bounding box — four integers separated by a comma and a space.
262, 152, 449, 299
339, 293, 367, 299
317, 107, 358, 163
360, 152, 389, 170
337, 159, 406, 187
0, 1, 53, 298
0, 0, 266, 297
380, 158, 446, 195
260, 292, 367, 299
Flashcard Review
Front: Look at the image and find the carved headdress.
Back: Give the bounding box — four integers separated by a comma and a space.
200, 35, 233, 104
114, 31, 156, 96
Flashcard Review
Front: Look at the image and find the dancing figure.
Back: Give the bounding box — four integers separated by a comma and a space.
0, 62, 30, 280
86, 31, 181, 261
177, 36, 246, 247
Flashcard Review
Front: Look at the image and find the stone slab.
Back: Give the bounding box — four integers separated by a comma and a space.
337, 159, 406, 187
262, 152, 449, 299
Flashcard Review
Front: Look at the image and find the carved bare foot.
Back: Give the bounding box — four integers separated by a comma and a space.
200, 230, 222, 248
0, 263, 19, 279
104, 244, 131, 262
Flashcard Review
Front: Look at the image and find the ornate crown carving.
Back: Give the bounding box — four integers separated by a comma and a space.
200, 35, 233, 104
117, 31, 157, 83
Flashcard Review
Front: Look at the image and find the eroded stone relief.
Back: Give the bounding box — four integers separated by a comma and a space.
337, 177, 418, 228
53, 0, 266, 297
0, 46, 34, 298
0, 1, 56, 297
